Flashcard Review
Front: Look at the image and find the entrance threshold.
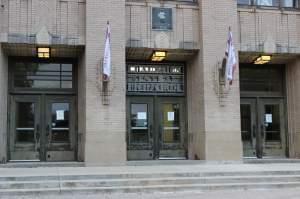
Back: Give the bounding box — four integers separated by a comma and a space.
126, 160, 243, 166
0, 161, 84, 168
158, 157, 187, 160
243, 158, 300, 164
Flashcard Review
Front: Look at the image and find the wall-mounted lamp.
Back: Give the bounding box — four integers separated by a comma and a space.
37, 47, 50, 58
254, 55, 271, 65
151, 51, 166, 62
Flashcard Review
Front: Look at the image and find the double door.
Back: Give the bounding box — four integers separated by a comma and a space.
241, 98, 286, 158
9, 95, 76, 161
127, 97, 186, 160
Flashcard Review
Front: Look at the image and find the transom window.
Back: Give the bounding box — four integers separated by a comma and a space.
238, 0, 299, 8
11, 61, 74, 90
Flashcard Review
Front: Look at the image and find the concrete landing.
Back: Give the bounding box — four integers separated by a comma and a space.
1, 161, 300, 195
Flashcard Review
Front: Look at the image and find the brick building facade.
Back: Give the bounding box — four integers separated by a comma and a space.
0, 0, 299, 165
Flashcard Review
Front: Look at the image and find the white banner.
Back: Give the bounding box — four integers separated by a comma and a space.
225, 29, 237, 85
103, 22, 111, 81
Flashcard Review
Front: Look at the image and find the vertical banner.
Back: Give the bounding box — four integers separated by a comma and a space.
103, 21, 111, 82
225, 27, 237, 85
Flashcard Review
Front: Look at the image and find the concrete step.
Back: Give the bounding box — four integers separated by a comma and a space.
2, 163, 300, 194
1, 174, 300, 191
2, 170, 300, 182
1, 182, 300, 195
0, 162, 84, 168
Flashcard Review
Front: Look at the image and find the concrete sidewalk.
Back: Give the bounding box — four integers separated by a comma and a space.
2, 189, 300, 199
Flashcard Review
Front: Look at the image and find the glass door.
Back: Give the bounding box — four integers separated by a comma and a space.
240, 98, 286, 158
127, 97, 154, 160
156, 97, 186, 159
9, 95, 41, 161
240, 99, 257, 157
259, 99, 286, 157
45, 96, 76, 161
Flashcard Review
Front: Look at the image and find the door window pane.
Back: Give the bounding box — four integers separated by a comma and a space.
51, 103, 70, 142
16, 102, 35, 143
241, 104, 252, 141
162, 103, 180, 143
240, 65, 284, 94
240, 104, 256, 156
281, 0, 294, 7
256, 0, 279, 6
264, 104, 281, 141
238, 0, 251, 5
130, 104, 149, 143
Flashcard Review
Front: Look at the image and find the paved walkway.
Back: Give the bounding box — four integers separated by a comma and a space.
1, 162, 300, 177
1, 189, 300, 199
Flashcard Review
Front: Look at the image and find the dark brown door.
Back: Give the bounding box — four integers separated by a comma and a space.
127, 96, 186, 160
9, 95, 76, 161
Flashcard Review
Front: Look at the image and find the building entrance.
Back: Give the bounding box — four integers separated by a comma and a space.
126, 62, 187, 160
127, 97, 186, 160
9, 95, 76, 161
240, 64, 287, 158
8, 58, 77, 162
241, 98, 286, 158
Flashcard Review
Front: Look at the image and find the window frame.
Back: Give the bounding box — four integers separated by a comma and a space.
238, 0, 300, 9
9, 57, 77, 95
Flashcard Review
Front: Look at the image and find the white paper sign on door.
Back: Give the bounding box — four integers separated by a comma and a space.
167, 112, 174, 121
265, 114, 272, 123
56, 110, 65, 120
137, 112, 147, 120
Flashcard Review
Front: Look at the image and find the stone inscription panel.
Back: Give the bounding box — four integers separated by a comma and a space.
126, 63, 184, 95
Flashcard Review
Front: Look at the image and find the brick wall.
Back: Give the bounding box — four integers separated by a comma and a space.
238, 8, 300, 54
126, 1, 199, 49
0, 0, 85, 45
84, 0, 126, 165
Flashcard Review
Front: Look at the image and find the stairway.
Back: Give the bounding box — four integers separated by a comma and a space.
1, 163, 300, 194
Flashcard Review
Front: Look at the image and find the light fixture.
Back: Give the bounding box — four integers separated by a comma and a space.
151, 51, 166, 62
254, 55, 271, 64
37, 47, 50, 58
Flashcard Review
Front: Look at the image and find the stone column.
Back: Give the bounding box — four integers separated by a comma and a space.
84, 0, 126, 165
0, 44, 8, 163
286, 58, 300, 158
190, 0, 242, 160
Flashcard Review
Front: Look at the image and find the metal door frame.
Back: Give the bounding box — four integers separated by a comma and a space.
155, 97, 186, 159
127, 96, 187, 160
258, 98, 286, 158
8, 94, 77, 161
240, 98, 257, 157
9, 95, 42, 161
241, 97, 287, 158
127, 97, 154, 160
7, 57, 78, 162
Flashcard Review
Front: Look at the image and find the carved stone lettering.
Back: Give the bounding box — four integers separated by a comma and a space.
127, 63, 184, 95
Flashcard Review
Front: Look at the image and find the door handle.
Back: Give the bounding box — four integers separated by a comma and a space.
260, 124, 265, 138
149, 124, 153, 138
35, 124, 40, 151
36, 124, 40, 140
252, 125, 256, 138
46, 124, 50, 137
46, 124, 52, 147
